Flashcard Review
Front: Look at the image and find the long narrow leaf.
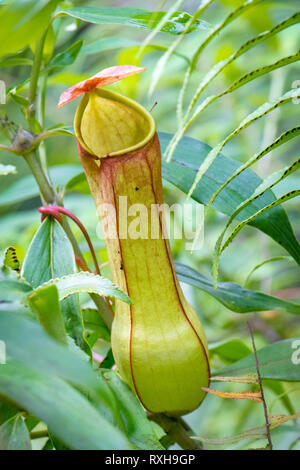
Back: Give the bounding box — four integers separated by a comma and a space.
175, 263, 300, 314
213, 190, 300, 286
170, 12, 300, 159
148, 0, 214, 96
208, 127, 300, 207
139, 0, 185, 54
187, 28, 300, 117
160, 133, 300, 266
59, 6, 210, 35
0, 362, 132, 450
186, 88, 300, 198
0, 311, 118, 421
222, 190, 300, 254
177, 0, 262, 122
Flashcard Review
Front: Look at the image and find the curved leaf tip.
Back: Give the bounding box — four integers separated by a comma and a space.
57, 65, 146, 108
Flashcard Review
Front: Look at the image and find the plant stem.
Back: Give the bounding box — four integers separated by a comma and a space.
0, 143, 16, 154
24, 152, 57, 205
28, 30, 48, 129
248, 322, 273, 450
38, 72, 52, 179
27, 26, 54, 187
30, 430, 49, 440
148, 413, 203, 450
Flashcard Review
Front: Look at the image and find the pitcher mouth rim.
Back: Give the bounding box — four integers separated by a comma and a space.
74, 88, 156, 159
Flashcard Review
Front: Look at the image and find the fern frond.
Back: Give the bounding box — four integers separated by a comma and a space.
208, 126, 300, 208
177, 0, 262, 123
149, 0, 214, 97
186, 88, 300, 199
139, 0, 185, 56
186, 14, 300, 117
166, 13, 300, 161
213, 168, 300, 287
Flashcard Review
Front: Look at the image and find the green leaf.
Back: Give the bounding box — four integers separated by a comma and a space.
0, 414, 31, 450
173, 50, 300, 152
189, 0, 265, 70
43, 125, 75, 137
175, 263, 300, 314
0, 164, 82, 209
0, 311, 119, 423
147, 1, 212, 96
0, 0, 59, 58
0, 362, 133, 450
28, 284, 68, 345
35, 272, 132, 305
208, 127, 300, 209
171, 13, 300, 159
212, 170, 300, 284
0, 264, 34, 317
217, 338, 300, 381
59, 7, 211, 34
160, 133, 300, 266
0, 164, 16, 175
264, 380, 295, 416
64, 133, 299, 275
45, 39, 83, 73
65, 169, 90, 194
221, 50, 300, 97
42, 439, 53, 450
0, 275, 32, 302
0, 401, 19, 426
209, 339, 252, 364
0, 309, 133, 448
139, 0, 186, 53
221, 190, 300, 255
0, 57, 32, 68
183, 25, 300, 122
21, 218, 85, 348
185, 88, 300, 198
9, 91, 29, 107
102, 370, 164, 450
100, 349, 115, 370
83, 308, 110, 346
177, 0, 264, 121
